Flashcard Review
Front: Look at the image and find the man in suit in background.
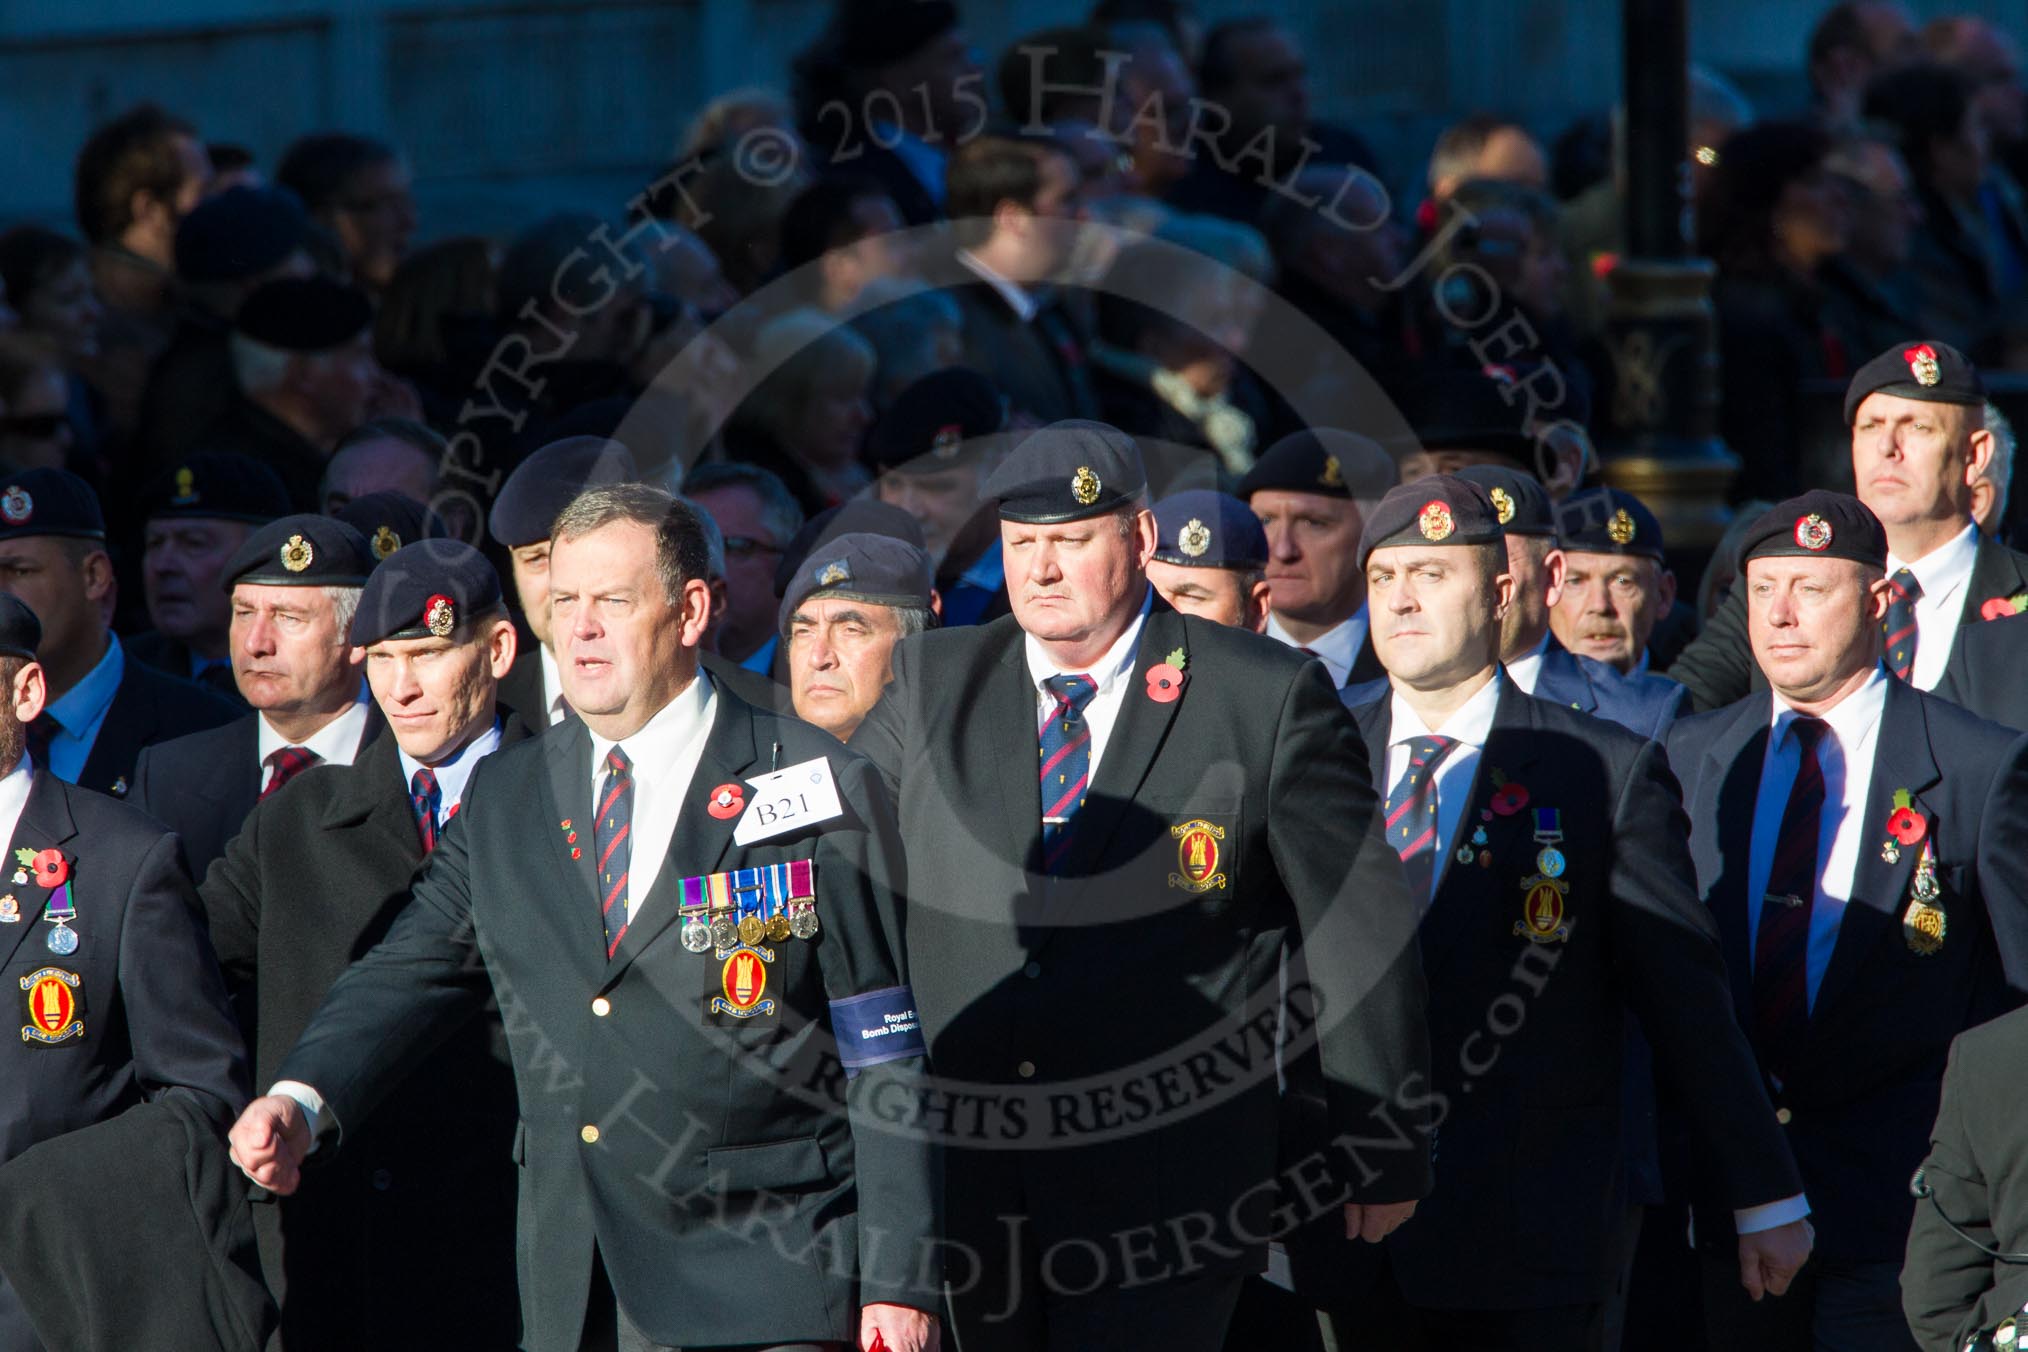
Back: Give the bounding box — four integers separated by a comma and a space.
0, 590, 249, 1352
0, 467, 236, 800
1315, 476, 1807, 1350
202, 540, 524, 1351
1552, 486, 1682, 680
1239, 428, 1397, 689
852, 420, 1430, 1350
228, 485, 938, 1352
1668, 341, 2028, 716
1669, 491, 2028, 1351
130, 516, 379, 882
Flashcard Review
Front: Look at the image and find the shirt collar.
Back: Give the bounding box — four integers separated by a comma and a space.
398, 720, 503, 813
1390, 669, 1505, 748
587, 670, 716, 777
258, 688, 371, 765
1505, 632, 1553, 694
1769, 663, 1890, 748
1887, 521, 1979, 597
1266, 607, 1367, 672
539, 645, 566, 720
956, 249, 1040, 322
44, 635, 124, 736
1024, 587, 1154, 695
0, 751, 33, 820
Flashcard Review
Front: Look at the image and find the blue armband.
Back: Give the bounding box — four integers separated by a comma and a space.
828, 985, 926, 1075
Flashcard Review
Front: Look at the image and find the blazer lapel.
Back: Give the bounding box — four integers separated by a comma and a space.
1811, 680, 1937, 1027
0, 774, 80, 971
602, 691, 759, 983
1945, 537, 2028, 688
1700, 697, 1774, 1022
537, 718, 605, 960
1532, 643, 1600, 715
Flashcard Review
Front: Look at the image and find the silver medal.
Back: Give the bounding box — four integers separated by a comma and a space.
1536, 846, 1566, 879
681, 914, 711, 953
45, 922, 77, 956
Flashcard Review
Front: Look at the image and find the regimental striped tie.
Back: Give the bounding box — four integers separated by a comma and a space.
260, 746, 321, 799
410, 767, 441, 854
596, 747, 634, 959
1754, 716, 1829, 1088
1883, 566, 1922, 681
1038, 673, 1099, 874
1383, 735, 1457, 902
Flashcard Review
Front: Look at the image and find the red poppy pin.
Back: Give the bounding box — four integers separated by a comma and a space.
707, 782, 745, 820
1488, 769, 1530, 817
1982, 591, 2028, 622
1146, 648, 1187, 704
17, 847, 68, 889
1886, 788, 1926, 846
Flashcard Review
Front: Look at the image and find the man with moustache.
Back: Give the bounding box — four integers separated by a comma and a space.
1551, 486, 1681, 679
227, 485, 937, 1352
200, 540, 525, 1351
1146, 489, 1271, 631
1668, 491, 2028, 1351
851, 420, 1429, 1350
1310, 476, 1809, 1349
782, 532, 938, 743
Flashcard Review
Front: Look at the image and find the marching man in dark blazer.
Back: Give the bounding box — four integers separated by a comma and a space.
1318, 476, 1808, 1351
227, 485, 939, 1352
850, 421, 1431, 1351
0, 591, 250, 1351
1667, 490, 2028, 1352
130, 515, 382, 882
201, 540, 527, 1351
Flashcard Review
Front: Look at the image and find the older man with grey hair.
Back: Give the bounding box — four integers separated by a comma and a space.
781, 531, 937, 740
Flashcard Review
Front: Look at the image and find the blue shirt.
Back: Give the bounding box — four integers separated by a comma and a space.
943, 548, 1006, 628
41, 636, 126, 783
740, 634, 779, 676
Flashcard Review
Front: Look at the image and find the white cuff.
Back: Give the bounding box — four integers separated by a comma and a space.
269, 1080, 327, 1150
1734, 1193, 1810, 1234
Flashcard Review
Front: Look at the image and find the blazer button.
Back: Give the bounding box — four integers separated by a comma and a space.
1023, 962, 1041, 979
592, 997, 612, 1017
1775, 1108, 1793, 1126
1017, 1060, 1036, 1079
581, 1124, 601, 1144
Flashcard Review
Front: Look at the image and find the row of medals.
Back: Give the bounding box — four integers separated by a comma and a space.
1457, 832, 1567, 881
681, 901, 820, 954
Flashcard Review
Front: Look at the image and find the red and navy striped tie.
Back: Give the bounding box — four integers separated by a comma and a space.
1039, 673, 1098, 874
261, 745, 320, 799
409, 767, 441, 854
1384, 735, 1457, 901
596, 748, 633, 958
1754, 716, 1828, 1087
1883, 567, 1922, 681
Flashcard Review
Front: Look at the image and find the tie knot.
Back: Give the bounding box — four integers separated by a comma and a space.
1890, 567, 1922, 602
410, 767, 438, 799
266, 746, 311, 770
1408, 734, 1456, 769
606, 747, 631, 777
1043, 673, 1098, 711
1788, 716, 1830, 751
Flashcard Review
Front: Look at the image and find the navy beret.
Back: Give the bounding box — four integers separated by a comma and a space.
772, 500, 926, 598
1556, 486, 1666, 561
235, 276, 372, 352
1454, 465, 1555, 537
778, 531, 934, 635
1843, 340, 1985, 425
869, 367, 1006, 473
0, 594, 41, 661
1737, 490, 1888, 571
1237, 429, 1394, 501
1357, 474, 1504, 568
141, 453, 290, 526
0, 469, 105, 543
487, 437, 639, 548
224, 514, 375, 589
350, 539, 504, 647
174, 186, 308, 285
1151, 490, 1268, 569
984, 420, 1146, 524
335, 491, 449, 563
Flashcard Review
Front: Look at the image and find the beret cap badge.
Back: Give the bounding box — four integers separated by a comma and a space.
1178, 518, 1211, 558
1318, 455, 1344, 489
1607, 508, 1636, 546
371, 526, 400, 560
816, 559, 851, 587
424, 593, 456, 638
1793, 513, 1834, 551
172, 468, 198, 506
932, 423, 963, 458
1417, 500, 1455, 542
1905, 343, 1942, 387
1490, 487, 1515, 524
280, 534, 314, 572
1071, 466, 1102, 507
0, 488, 30, 526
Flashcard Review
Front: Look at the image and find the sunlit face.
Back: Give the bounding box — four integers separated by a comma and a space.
1550, 551, 1674, 674
1849, 392, 1984, 531
1146, 560, 1269, 630
231, 583, 358, 714
1251, 490, 1366, 625
360, 622, 514, 763
143, 518, 249, 648
1744, 555, 1893, 705
1366, 544, 1512, 690
786, 595, 907, 740
547, 519, 707, 738
1002, 509, 1155, 652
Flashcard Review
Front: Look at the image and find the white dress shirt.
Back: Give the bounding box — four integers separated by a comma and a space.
0, 752, 34, 845
1504, 633, 1553, 697
1266, 607, 1370, 689
256, 694, 372, 788
539, 646, 569, 727
1886, 521, 1978, 691
1745, 666, 1889, 1009
1383, 671, 1503, 901
397, 723, 503, 829
1024, 588, 1153, 788
587, 672, 718, 925
956, 249, 1040, 323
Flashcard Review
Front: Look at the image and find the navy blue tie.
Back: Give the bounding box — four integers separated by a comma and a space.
1039, 673, 1098, 873
409, 767, 441, 854
1384, 735, 1457, 901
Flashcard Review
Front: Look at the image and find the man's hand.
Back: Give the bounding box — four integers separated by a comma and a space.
1738, 1218, 1813, 1301
1344, 1199, 1417, 1243
227, 1094, 313, 1195
861, 1301, 937, 1352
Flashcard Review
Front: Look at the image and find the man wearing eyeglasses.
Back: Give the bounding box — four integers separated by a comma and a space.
684, 462, 804, 677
